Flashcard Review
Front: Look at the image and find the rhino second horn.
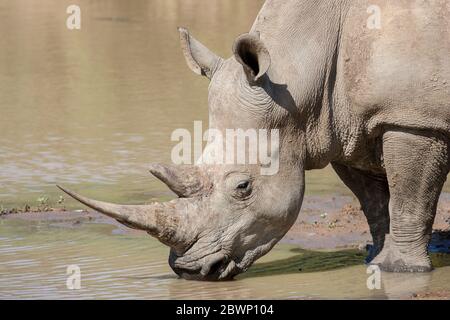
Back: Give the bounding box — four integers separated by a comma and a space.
149, 164, 205, 198
56, 185, 188, 250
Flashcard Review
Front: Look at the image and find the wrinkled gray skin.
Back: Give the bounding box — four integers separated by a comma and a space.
60, 0, 450, 280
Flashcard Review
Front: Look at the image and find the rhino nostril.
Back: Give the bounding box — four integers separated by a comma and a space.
200, 252, 226, 277
208, 259, 223, 276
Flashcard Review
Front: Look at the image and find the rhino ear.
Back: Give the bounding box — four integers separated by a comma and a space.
233, 32, 271, 84
178, 27, 223, 80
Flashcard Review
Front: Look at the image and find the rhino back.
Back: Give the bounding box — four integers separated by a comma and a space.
339, 0, 450, 135
252, 0, 450, 136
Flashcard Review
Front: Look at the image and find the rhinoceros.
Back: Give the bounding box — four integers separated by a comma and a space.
58, 0, 450, 280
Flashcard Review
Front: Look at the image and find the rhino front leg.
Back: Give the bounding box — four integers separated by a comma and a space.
372, 130, 449, 272
332, 163, 390, 262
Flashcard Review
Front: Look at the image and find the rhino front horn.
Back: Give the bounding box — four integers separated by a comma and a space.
56, 185, 197, 252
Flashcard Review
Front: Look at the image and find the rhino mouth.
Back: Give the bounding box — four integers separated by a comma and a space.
169, 245, 242, 281
169, 248, 237, 281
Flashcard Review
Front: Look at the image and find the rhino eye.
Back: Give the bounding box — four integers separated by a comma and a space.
236, 181, 250, 190
234, 180, 252, 199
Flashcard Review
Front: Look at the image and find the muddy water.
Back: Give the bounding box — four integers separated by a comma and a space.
2, 218, 450, 300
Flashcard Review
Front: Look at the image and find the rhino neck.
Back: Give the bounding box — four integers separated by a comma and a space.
251, 0, 352, 169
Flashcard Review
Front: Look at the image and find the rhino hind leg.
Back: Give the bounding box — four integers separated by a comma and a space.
332, 163, 390, 263
371, 130, 450, 272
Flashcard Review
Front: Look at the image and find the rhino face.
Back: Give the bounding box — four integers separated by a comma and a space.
166, 164, 304, 280
59, 28, 306, 280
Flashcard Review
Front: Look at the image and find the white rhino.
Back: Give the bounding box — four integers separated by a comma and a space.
59, 0, 450, 280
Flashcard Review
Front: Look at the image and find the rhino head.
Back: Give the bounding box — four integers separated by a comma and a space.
59, 28, 306, 281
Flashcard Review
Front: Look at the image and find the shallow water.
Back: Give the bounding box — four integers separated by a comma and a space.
1, 218, 450, 300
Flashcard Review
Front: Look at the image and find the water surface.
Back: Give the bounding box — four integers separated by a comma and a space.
2, 218, 450, 299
